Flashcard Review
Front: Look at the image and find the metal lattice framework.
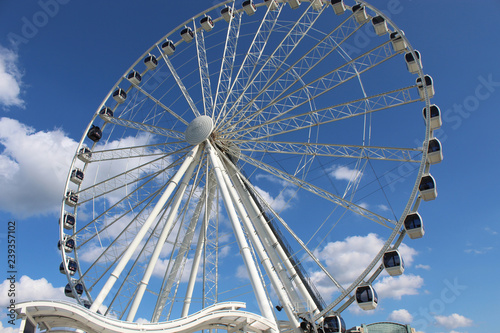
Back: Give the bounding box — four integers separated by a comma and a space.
16, 1, 442, 333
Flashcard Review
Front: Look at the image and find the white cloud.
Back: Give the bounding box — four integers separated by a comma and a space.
329, 165, 363, 182
0, 46, 24, 108
310, 233, 420, 301
374, 274, 424, 300
388, 309, 413, 323
0, 321, 20, 333
254, 174, 298, 212
0, 118, 77, 217
415, 264, 431, 270
377, 204, 389, 211
434, 313, 473, 329
236, 265, 250, 280
0, 276, 66, 307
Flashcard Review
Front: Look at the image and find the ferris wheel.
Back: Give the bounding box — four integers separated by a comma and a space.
50, 0, 442, 332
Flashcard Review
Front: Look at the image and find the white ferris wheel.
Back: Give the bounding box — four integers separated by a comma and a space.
18, 0, 443, 332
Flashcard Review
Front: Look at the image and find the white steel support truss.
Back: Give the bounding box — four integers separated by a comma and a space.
194, 20, 214, 117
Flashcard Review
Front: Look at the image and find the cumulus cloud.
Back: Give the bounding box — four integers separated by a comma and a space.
0, 321, 20, 333
374, 274, 424, 300
0, 118, 77, 217
329, 165, 363, 182
415, 264, 431, 270
434, 313, 473, 329
0, 46, 24, 108
254, 174, 297, 212
0, 276, 65, 307
310, 233, 420, 300
388, 309, 413, 323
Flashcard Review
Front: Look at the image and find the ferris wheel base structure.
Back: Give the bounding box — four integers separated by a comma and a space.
15, 300, 278, 333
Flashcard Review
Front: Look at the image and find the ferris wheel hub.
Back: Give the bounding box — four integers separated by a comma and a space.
185, 115, 214, 145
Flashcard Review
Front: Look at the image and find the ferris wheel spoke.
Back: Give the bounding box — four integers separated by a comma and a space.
213, 10, 241, 125
219, 3, 326, 130
128, 81, 190, 125
229, 85, 420, 140
194, 22, 214, 117
220, 13, 364, 133
88, 141, 189, 163
216, 4, 284, 128
222, 40, 400, 136
76, 152, 187, 204
157, 47, 201, 118
100, 115, 186, 141
238, 153, 396, 229
234, 140, 423, 162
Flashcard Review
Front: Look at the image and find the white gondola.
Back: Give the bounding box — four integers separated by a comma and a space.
423, 104, 442, 130
144, 55, 158, 70
77, 147, 92, 163
127, 71, 142, 85
355, 285, 378, 310
390, 31, 407, 52
372, 16, 388, 36
87, 125, 102, 142
65, 283, 84, 298
243, 0, 257, 15
404, 50, 422, 74
383, 250, 405, 276
112, 88, 127, 103
161, 39, 176, 56
221, 6, 235, 22
322, 316, 346, 333
65, 191, 79, 207
417, 75, 435, 99
58, 236, 75, 253
404, 212, 424, 239
287, 0, 301, 10
427, 138, 443, 164
419, 173, 437, 201
60, 257, 78, 276
331, 0, 346, 15
264, 0, 279, 11
352, 4, 368, 24
311, 0, 323, 11
200, 16, 214, 32
99, 107, 113, 119
181, 27, 194, 43
61, 212, 75, 230
70, 168, 84, 185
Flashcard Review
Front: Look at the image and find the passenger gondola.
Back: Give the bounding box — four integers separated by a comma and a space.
144, 54, 158, 70
311, 0, 323, 11
264, 0, 279, 11
243, 0, 257, 15
200, 16, 214, 32
60, 258, 78, 276
423, 104, 442, 130
405, 50, 422, 74
331, 0, 346, 15
127, 71, 142, 85
99, 106, 113, 118
77, 147, 92, 163
112, 88, 127, 103
322, 315, 347, 333
390, 31, 407, 52
383, 250, 404, 276
87, 125, 102, 142
181, 27, 194, 43
64, 283, 84, 298
287, 0, 300, 9
419, 173, 437, 201
61, 212, 75, 230
352, 4, 368, 24
70, 168, 84, 185
417, 75, 435, 99
355, 285, 378, 310
65, 191, 79, 207
221, 6, 235, 22
427, 138, 443, 164
58, 237, 75, 253
162, 39, 176, 56
404, 212, 424, 239
372, 16, 388, 36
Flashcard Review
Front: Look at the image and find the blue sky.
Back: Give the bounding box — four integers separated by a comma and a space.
0, 1, 499, 333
